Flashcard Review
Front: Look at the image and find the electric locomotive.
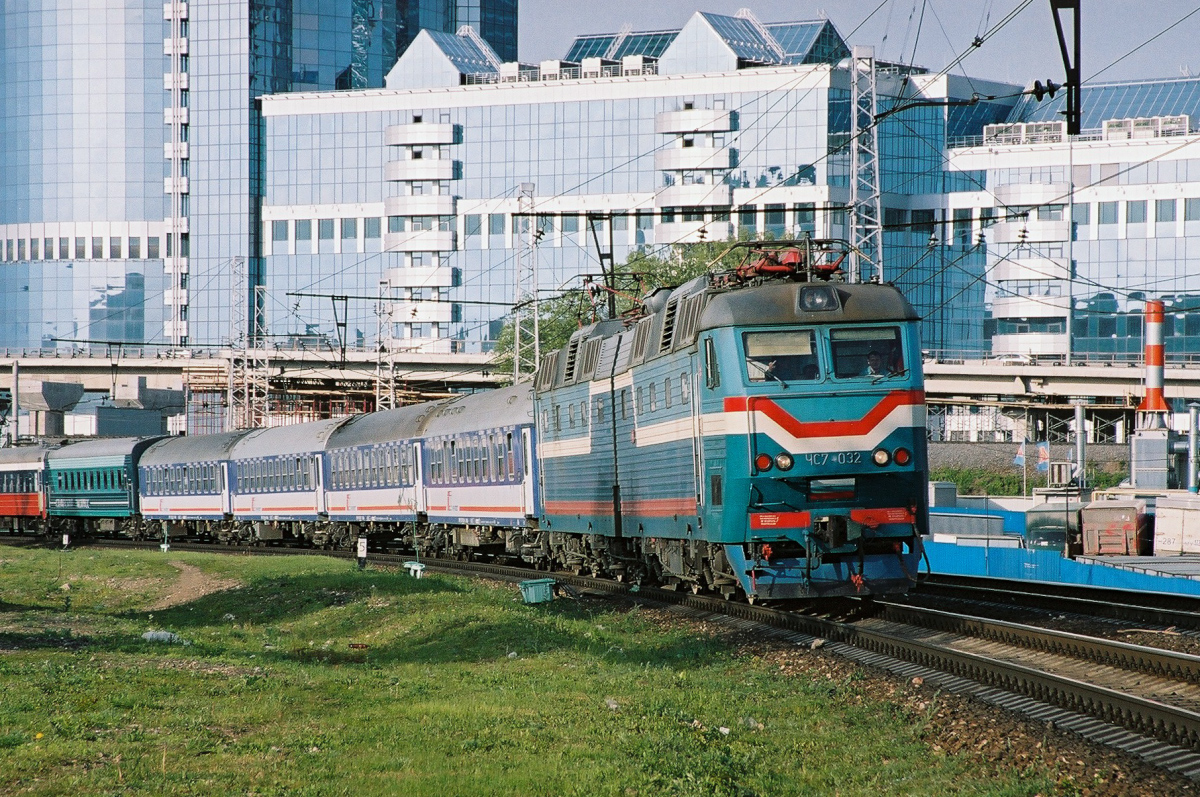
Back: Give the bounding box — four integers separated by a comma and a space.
531, 240, 926, 598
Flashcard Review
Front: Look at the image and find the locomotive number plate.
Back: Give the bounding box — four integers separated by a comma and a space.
803, 452, 862, 466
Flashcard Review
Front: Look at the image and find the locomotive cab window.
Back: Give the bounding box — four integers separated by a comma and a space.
743, 330, 820, 383
830, 327, 905, 379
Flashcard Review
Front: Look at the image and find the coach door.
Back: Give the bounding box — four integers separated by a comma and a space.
220, 462, 233, 515
413, 444, 427, 515
521, 428, 536, 517
313, 454, 327, 515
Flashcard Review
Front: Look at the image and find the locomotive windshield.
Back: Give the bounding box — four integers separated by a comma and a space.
743, 330, 820, 382
830, 327, 906, 379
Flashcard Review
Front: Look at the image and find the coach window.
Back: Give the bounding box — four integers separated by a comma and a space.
449, 440, 458, 482
664, 377, 673, 409
649, 382, 658, 412
553, 405, 561, 432
580, 401, 588, 429
620, 389, 629, 420
635, 385, 643, 416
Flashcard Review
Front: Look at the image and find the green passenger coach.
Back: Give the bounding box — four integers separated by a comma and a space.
46, 437, 165, 537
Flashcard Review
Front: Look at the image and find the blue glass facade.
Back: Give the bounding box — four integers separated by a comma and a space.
0, 2, 168, 350
0, 1, 517, 351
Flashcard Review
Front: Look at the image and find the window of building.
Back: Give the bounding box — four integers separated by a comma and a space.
110, 237, 122, 259
1098, 202, 1119, 225
1037, 204, 1064, 221
364, 217, 381, 239
129, 237, 141, 258
465, 214, 482, 236
795, 203, 816, 231
388, 216, 404, 233
295, 220, 312, 240
561, 214, 579, 234
911, 209, 936, 236
1156, 198, 1177, 223
29, 239, 38, 260
92, 237, 103, 259
147, 237, 160, 259
682, 207, 704, 222
272, 220, 288, 241
1071, 203, 1089, 225
488, 213, 505, 235
341, 218, 356, 240
17, 240, 25, 261
765, 203, 786, 235
1127, 200, 1147, 224
1186, 198, 1200, 221
738, 205, 757, 231
45, 238, 54, 259
318, 219, 334, 239
952, 208, 972, 245
75, 238, 86, 259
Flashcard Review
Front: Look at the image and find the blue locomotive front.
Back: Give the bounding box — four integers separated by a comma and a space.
535, 243, 926, 599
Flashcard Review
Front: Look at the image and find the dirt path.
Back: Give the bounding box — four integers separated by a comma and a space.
149, 561, 240, 610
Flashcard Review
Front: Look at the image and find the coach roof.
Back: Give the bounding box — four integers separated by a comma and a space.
140, 430, 254, 467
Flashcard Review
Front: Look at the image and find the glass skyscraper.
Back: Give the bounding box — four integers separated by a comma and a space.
0, 0, 517, 351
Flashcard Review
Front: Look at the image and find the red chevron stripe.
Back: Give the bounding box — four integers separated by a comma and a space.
725, 390, 924, 439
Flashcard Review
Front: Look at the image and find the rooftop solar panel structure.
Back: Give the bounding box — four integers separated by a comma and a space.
1014, 77, 1200, 130
426, 29, 498, 74
700, 13, 779, 63
564, 30, 679, 62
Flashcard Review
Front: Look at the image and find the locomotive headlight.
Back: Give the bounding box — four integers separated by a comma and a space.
754, 453, 773, 472
799, 286, 839, 312
872, 448, 891, 466
774, 453, 794, 471
893, 447, 912, 466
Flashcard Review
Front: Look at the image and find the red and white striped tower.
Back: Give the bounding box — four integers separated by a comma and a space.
1139, 299, 1170, 412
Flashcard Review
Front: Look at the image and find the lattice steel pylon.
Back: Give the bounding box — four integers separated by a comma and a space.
512, 183, 539, 382
374, 278, 397, 411
849, 45, 883, 284
226, 258, 270, 430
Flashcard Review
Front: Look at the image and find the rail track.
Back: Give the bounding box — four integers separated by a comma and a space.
9, 536, 1200, 779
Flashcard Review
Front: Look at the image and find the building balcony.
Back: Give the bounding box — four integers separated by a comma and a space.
387, 300, 455, 324
163, 72, 188, 90
990, 294, 1070, 319
163, 142, 189, 159
654, 146, 736, 172
163, 216, 189, 233
163, 2, 188, 20
163, 107, 189, 125
991, 182, 1070, 207
162, 319, 188, 339
384, 123, 461, 146
384, 159, 461, 182
383, 195, 457, 217
655, 109, 734, 134
384, 230, 456, 252
653, 220, 734, 245
991, 332, 1067, 357
989, 218, 1069, 244
163, 37, 188, 55
163, 176, 189, 194
163, 288, 188, 306
385, 266, 458, 288
655, 182, 732, 207
993, 256, 1071, 282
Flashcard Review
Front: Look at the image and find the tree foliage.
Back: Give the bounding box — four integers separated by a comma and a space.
490, 238, 760, 381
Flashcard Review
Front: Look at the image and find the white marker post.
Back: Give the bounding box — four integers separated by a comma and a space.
357, 536, 367, 570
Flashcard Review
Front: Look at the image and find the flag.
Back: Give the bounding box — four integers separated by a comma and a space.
1035, 441, 1050, 473
1013, 441, 1026, 467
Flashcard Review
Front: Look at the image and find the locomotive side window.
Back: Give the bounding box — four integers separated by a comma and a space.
680, 372, 690, 404
664, 377, 673, 409
743, 330, 819, 382
704, 337, 720, 388
830, 327, 905, 379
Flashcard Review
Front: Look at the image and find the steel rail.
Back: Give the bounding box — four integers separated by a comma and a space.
875, 601, 1200, 683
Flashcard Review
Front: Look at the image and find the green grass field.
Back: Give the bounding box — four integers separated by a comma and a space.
0, 546, 1074, 796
